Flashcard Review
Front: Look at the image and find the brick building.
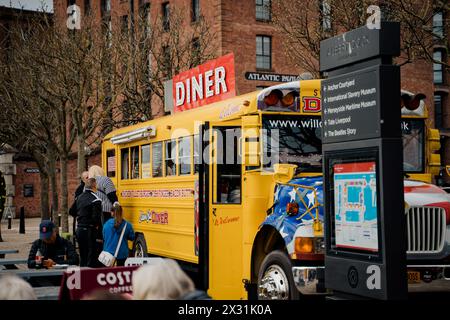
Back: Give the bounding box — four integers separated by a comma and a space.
3, 0, 449, 218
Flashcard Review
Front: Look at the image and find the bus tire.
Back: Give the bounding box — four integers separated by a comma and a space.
133, 233, 148, 257
257, 250, 299, 300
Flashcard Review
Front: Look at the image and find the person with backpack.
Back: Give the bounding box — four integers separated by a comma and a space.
101, 202, 135, 266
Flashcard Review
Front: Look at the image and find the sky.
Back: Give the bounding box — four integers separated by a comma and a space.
0, 0, 53, 13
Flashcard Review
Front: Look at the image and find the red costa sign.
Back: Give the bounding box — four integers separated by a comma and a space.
173, 53, 236, 112
59, 266, 139, 300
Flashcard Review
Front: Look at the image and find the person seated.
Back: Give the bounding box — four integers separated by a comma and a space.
27, 220, 80, 269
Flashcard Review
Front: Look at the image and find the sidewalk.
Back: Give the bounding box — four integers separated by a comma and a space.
0, 217, 74, 263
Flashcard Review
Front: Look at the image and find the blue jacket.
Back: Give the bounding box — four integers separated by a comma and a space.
102, 219, 135, 259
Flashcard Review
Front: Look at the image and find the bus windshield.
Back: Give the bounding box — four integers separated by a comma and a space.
262, 115, 322, 170
402, 118, 425, 173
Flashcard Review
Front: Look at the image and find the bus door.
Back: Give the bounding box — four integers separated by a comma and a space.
208, 123, 244, 298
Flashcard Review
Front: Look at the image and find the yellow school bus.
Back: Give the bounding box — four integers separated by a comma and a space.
102, 80, 448, 300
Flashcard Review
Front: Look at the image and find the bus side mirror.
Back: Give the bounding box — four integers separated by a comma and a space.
273, 164, 297, 183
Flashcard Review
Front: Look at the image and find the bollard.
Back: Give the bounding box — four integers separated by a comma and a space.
7, 215, 11, 229
58, 214, 61, 228
19, 207, 25, 234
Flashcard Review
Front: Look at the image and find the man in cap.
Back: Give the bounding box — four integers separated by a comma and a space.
27, 220, 79, 269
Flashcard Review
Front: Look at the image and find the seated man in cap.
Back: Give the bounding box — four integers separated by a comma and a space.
27, 220, 79, 269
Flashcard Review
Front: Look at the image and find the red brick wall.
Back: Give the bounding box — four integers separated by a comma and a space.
14, 154, 102, 218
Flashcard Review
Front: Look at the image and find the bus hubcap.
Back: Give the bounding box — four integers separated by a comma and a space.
258, 265, 289, 300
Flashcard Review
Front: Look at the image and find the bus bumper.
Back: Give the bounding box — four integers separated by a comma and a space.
292, 266, 326, 295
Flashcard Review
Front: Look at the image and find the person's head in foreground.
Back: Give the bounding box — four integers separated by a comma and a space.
132, 258, 195, 300
0, 274, 37, 300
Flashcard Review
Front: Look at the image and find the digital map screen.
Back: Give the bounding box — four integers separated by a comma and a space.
333, 161, 379, 252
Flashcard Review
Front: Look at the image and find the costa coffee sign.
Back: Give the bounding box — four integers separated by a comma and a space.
173, 53, 236, 112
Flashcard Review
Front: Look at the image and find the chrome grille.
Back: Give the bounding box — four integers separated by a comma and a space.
406, 206, 446, 254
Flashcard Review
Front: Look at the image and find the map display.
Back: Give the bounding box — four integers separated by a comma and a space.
333, 161, 378, 252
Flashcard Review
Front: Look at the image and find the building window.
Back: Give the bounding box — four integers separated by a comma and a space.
101, 0, 111, 17
84, 0, 91, 15
433, 50, 444, 84
190, 37, 201, 68
162, 2, 170, 31
256, 35, 271, 70
256, 0, 271, 21
435, 93, 444, 128
320, 0, 332, 32
121, 15, 129, 34
433, 10, 444, 39
162, 45, 172, 79
192, 0, 200, 22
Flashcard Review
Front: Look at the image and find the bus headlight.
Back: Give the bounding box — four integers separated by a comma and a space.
294, 237, 325, 254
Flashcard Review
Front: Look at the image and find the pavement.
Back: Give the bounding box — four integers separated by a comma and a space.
0, 217, 74, 269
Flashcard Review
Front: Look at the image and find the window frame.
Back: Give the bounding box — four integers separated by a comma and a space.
255, 0, 271, 22
162, 2, 170, 31
256, 35, 272, 70
141, 144, 151, 179
178, 136, 192, 175
192, 0, 200, 22
120, 147, 130, 180
106, 149, 116, 178
152, 142, 163, 178
433, 50, 445, 85
165, 139, 177, 177
433, 10, 445, 39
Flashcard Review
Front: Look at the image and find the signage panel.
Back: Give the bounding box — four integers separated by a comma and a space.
173, 53, 236, 112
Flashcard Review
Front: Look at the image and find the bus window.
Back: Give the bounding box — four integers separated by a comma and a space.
131, 146, 140, 179
106, 149, 116, 178
194, 134, 200, 174
402, 119, 424, 172
121, 148, 130, 180
215, 127, 241, 204
165, 140, 176, 176
179, 136, 191, 175
141, 144, 151, 178
152, 142, 163, 177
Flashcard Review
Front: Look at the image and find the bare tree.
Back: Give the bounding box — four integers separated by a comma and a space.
272, 0, 449, 77
117, 5, 217, 124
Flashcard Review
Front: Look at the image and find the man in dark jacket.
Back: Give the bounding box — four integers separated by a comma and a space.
27, 220, 79, 268
73, 178, 102, 267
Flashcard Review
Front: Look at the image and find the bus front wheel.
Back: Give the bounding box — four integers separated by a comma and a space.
257, 250, 299, 300
133, 234, 148, 258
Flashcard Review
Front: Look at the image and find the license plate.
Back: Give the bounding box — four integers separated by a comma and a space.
407, 271, 421, 283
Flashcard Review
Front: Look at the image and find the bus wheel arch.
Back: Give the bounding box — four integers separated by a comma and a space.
132, 233, 148, 257
251, 225, 286, 285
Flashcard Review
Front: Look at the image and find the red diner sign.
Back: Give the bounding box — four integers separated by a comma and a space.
173, 53, 236, 112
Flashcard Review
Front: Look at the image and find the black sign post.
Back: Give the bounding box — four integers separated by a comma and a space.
321, 22, 407, 300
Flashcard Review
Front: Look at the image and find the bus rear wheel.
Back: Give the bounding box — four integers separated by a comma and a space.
257, 250, 299, 300
133, 234, 148, 258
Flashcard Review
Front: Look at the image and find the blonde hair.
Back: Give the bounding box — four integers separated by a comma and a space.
132, 259, 195, 300
0, 274, 37, 300
88, 165, 105, 178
